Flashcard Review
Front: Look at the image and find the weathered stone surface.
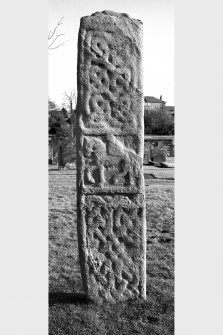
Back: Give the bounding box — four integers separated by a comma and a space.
76, 10, 143, 136
78, 134, 144, 194
76, 10, 146, 303
77, 194, 146, 303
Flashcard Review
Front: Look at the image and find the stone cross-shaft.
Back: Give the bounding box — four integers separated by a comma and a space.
76, 10, 146, 303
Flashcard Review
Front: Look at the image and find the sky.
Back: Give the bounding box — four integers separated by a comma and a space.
49, 0, 174, 106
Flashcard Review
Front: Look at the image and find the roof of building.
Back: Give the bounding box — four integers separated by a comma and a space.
144, 96, 166, 104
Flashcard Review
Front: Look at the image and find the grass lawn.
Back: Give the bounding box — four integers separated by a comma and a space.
49, 164, 174, 334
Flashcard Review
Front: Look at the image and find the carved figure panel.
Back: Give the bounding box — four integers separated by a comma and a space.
79, 135, 144, 193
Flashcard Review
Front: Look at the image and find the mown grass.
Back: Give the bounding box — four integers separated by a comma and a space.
49, 165, 174, 334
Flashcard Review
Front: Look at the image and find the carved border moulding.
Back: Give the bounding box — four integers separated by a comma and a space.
77, 194, 146, 303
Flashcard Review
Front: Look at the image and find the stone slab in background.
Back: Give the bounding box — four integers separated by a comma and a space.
151, 148, 167, 163
76, 10, 146, 303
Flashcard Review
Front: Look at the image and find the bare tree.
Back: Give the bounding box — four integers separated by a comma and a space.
63, 90, 77, 136
63, 90, 76, 115
48, 17, 68, 50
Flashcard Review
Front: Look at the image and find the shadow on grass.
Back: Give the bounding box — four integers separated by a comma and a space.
49, 292, 89, 306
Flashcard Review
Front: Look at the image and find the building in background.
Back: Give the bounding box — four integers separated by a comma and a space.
144, 96, 174, 135
144, 95, 166, 111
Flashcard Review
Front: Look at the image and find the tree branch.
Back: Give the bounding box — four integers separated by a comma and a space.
48, 17, 64, 40
48, 17, 68, 50
48, 33, 65, 48
48, 40, 68, 50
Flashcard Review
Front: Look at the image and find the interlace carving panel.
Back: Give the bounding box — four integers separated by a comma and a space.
77, 29, 143, 135
78, 194, 146, 302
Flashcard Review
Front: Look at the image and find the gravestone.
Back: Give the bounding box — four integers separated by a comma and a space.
151, 148, 167, 163
170, 140, 174, 157
144, 141, 153, 164
76, 10, 146, 303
